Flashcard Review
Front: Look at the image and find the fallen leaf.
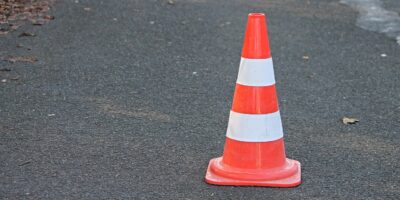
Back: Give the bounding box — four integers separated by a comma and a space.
0, 30, 9, 35
0, 68, 11, 72
19, 32, 36, 37
16, 44, 31, 50
0, 0, 54, 26
32, 20, 44, 25
342, 117, 359, 125
43, 15, 55, 20
10, 24, 19, 30
2, 56, 38, 63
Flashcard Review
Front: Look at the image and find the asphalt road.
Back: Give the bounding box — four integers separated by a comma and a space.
1, 0, 399, 199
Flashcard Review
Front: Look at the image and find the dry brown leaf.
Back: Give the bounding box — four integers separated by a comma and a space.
0, 0, 54, 26
342, 117, 359, 125
2, 56, 38, 63
0, 68, 11, 72
43, 15, 55, 20
32, 20, 44, 25
16, 44, 31, 50
19, 32, 35, 37
0, 30, 9, 35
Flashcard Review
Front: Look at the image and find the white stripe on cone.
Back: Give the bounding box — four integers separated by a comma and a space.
236, 58, 276, 86
226, 110, 284, 142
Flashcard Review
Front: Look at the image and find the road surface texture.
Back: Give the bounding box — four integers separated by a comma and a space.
1, 0, 399, 199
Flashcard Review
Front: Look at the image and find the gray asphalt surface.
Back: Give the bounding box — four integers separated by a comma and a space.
1, 0, 399, 199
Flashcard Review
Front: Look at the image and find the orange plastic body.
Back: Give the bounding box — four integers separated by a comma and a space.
205, 138, 301, 187
232, 84, 279, 114
206, 157, 301, 187
204, 13, 301, 187
241, 13, 271, 59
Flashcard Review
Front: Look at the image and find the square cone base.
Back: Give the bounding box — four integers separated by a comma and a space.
205, 158, 301, 187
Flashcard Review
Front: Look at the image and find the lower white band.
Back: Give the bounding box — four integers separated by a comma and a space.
236, 57, 276, 86
226, 110, 284, 142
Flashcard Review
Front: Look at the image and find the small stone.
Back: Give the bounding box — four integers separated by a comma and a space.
149, 21, 155, 25
380, 53, 387, 57
1, 79, 7, 83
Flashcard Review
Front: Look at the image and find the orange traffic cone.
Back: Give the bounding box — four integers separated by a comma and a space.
205, 13, 301, 187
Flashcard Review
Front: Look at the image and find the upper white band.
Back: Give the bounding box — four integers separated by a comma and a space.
236, 58, 276, 86
226, 110, 284, 142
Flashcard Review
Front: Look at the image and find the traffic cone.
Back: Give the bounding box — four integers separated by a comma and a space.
205, 13, 301, 187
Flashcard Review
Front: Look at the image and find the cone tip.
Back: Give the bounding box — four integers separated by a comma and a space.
248, 13, 265, 18
242, 12, 270, 59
